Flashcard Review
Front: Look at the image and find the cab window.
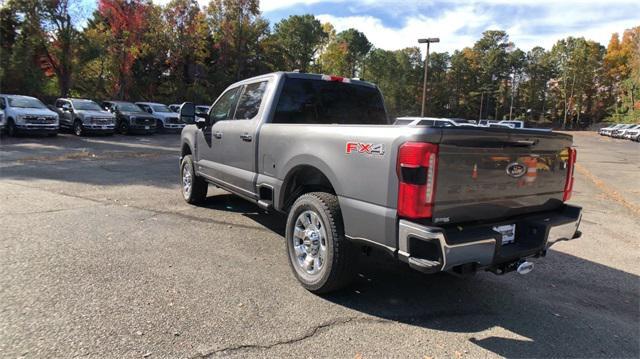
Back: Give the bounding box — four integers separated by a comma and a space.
234, 81, 268, 120
209, 87, 240, 123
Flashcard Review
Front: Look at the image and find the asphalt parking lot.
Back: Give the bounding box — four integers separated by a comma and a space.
1, 131, 638, 358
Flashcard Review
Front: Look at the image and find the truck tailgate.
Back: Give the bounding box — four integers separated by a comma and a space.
432, 129, 573, 224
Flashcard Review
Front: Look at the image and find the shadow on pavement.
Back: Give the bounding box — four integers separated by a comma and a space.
208, 193, 639, 358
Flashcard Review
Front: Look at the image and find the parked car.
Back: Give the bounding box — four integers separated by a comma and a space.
54, 98, 116, 136
478, 119, 499, 126
599, 124, 624, 136
135, 102, 185, 132
611, 124, 636, 138
614, 124, 639, 139
499, 120, 524, 129
178, 72, 582, 293
195, 105, 209, 118
623, 125, 640, 141
168, 104, 181, 113
101, 101, 157, 135
395, 117, 475, 127
0, 94, 59, 137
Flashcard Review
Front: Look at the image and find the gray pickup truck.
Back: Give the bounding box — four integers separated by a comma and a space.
178, 72, 582, 293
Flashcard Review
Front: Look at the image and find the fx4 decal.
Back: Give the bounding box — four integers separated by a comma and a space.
346, 142, 385, 155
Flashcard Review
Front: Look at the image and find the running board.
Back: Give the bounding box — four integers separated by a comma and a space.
408, 257, 442, 274
257, 200, 272, 211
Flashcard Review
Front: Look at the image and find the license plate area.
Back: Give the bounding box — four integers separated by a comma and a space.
494, 224, 516, 245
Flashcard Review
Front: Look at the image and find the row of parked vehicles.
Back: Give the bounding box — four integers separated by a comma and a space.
0, 94, 212, 137
598, 123, 640, 141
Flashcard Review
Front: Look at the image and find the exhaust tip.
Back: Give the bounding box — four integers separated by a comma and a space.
517, 261, 534, 275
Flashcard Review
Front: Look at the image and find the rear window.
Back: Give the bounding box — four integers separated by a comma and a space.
273, 77, 387, 125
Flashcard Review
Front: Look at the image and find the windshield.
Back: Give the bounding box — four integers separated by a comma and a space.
151, 104, 172, 113
117, 102, 143, 112
8, 97, 47, 109
72, 100, 103, 111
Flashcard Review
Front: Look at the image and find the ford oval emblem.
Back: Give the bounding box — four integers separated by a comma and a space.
506, 162, 527, 178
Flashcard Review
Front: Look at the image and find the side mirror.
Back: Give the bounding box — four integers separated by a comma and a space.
62, 104, 71, 112
1, 103, 6, 110
179, 102, 196, 125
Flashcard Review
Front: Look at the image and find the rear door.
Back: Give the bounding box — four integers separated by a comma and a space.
432, 128, 573, 224
213, 80, 270, 198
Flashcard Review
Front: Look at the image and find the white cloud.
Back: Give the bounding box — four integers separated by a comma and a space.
264, 0, 638, 54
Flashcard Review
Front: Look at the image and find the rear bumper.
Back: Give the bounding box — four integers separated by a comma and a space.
397, 204, 582, 273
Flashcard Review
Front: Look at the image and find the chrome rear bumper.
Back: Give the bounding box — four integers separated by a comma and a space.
398, 204, 582, 273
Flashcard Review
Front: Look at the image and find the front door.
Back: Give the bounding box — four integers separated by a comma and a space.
213, 80, 270, 198
194, 87, 241, 180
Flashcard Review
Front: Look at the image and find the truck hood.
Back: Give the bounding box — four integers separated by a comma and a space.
120, 111, 152, 117
153, 112, 179, 120
76, 110, 115, 118
10, 107, 58, 117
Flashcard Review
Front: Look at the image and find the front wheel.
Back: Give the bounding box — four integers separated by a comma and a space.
285, 192, 355, 294
73, 120, 84, 136
7, 119, 17, 137
180, 155, 207, 204
119, 120, 130, 135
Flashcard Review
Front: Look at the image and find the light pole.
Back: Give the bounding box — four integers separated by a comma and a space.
418, 37, 439, 117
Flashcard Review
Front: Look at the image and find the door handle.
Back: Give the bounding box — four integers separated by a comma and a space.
240, 133, 252, 142
213, 131, 222, 139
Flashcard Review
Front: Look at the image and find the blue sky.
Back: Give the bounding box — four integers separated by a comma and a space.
257, 0, 639, 53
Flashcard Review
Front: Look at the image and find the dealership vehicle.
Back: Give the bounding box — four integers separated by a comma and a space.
623, 125, 640, 141
615, 124, 640, 139
0, 94, 59, 136
611, 124, 636, 138
178, 72, 582, 293
195, 105, 210, 118
101, 101, 157, 135
135, 102, 185, 132
499, 120, 524, 129
395, 117, 475, 127
599, 123, 623, 136
54, 98, 116, 136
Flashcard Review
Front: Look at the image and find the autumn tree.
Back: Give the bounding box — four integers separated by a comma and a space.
99, 0, 149, 99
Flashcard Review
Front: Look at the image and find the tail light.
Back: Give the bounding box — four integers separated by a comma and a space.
563, 147, 577, 201
397, 142, 439, 218
321, 74, 351, 83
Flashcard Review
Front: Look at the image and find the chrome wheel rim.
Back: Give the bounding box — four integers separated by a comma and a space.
182, 165, 192, 199
75, 123, 82, 136
292, 210, 327, 276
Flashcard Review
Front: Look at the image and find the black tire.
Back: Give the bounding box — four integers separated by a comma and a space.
73, 120, 84, 136
119, 120, 130, 135
156, 119, 164, 133
180, 155, 207, 204
7, 118, 17, 137
285, 192, 355, 294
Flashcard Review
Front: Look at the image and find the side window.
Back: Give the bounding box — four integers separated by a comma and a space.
55, 100, 63, 108
209, 87, 240, 123
234, 81, 268, 120
0, 97, 5, 108
418, 120, 434, 126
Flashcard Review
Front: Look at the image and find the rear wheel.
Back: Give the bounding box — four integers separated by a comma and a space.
180, 155, 207, 204
285, 192, 355, 293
